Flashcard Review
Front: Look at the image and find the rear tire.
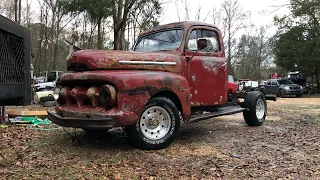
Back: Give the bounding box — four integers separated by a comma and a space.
243, 91, 267, 126
126, 97, 180, 150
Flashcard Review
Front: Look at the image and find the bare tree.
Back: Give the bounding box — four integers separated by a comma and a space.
128, 0, 162, 45
14, 0, 18, 22
0, 0, 16, 21
174, 0, 210, 22
234, 25, 272, 80
112, 0, 137, 50
18, 0, 21, 24
212, 0, 251, 74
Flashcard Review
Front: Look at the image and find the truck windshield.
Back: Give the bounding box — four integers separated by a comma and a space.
134, 29, 183, 52
277, 79, 293, 85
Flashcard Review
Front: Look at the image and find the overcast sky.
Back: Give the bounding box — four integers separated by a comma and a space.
16, 0, 291, 38
161, 0, 291, 36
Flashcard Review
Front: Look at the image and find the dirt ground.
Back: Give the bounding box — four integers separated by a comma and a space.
1, 96, 320, 179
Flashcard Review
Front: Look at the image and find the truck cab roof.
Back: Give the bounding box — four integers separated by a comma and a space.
139, 21, 220, 36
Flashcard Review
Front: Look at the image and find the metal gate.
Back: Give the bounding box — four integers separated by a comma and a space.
0, 15, 31, 106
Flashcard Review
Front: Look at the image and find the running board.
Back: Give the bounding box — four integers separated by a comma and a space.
188, 106, 247, 123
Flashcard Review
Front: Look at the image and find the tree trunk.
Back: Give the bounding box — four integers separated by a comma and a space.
121, 27, 125, 50
133, 20, 136, 43
227, 20, 232, 75
317, 73, 320, 94
97, 19, 102, 49
18, 0, 21, 24
14, 0, 18, 23
127, 21, 130, 50
114, 29, 121, 50
26, 0, 30, 28
53, 19, 60, 70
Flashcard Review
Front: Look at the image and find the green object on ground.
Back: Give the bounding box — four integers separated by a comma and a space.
20, 116, 61, 131
0, 124, 8, 128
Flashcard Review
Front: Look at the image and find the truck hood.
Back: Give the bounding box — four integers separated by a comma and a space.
67, 50, 181, 73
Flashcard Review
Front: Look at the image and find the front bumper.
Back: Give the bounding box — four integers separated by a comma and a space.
284, 90, 303, 95
47, 108, 115, 129
47, 105, 140, 129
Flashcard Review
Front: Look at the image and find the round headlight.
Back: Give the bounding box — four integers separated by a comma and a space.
99, 87, 110, 105
99, 85, 117, 106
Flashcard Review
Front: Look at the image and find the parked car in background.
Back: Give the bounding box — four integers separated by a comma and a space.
227, 75, 238, 102
34, 71, 64, 92
259, 78, 304, 97
237, 79, 259, 92
228, 75, 238, 94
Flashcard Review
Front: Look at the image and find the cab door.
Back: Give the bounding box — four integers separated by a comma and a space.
185, 27, 228, 106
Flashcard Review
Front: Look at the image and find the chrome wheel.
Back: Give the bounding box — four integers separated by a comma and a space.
139, 106, 171, 140
256, 99, 265, 120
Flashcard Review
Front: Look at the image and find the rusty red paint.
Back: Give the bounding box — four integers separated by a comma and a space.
60, 87, 73, 105
70, 86, 88, 108
87, 86, 100, 107
55, 91, 151, 127
228, 82, 238, 94
53, 21, 229, 129
57, 70, 191, 122
68, 50, 181, 74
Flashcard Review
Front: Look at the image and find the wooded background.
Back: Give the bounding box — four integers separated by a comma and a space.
1, 0, 319, 92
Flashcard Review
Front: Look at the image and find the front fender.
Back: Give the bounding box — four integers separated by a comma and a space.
113, 71, 191, 121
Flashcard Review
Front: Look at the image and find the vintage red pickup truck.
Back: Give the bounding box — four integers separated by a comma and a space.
48, 21, 267, 150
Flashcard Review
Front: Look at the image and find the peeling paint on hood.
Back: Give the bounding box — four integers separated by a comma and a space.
68, 50, 181, 74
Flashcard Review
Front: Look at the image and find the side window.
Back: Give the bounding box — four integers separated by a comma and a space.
187, 29, 220, 52
271, 81, 277, 86
266, 81, 271, 86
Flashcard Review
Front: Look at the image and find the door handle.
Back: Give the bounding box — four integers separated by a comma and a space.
220, 62, 227, 67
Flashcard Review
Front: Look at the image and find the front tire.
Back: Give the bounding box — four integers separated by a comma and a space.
243, 91, 267, 126
126, 97, 180, 150
278, 89, 285, 98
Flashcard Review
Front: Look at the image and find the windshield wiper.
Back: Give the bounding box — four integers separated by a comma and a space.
153, 49, 169, 52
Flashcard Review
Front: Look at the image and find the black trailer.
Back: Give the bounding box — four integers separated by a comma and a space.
0, 15, 31, 122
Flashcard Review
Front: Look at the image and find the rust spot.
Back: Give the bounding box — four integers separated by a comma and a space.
68, 50, 182, 74
202, 57, 220, 75
60, 87, 72, 105
71, 86, 88, 108
57, 70, 191, 126
87, 86, 100, 107
192, 75, 196, 81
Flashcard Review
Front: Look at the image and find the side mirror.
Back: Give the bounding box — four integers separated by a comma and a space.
187, 38, 213, 62
197, 38, 209, 50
